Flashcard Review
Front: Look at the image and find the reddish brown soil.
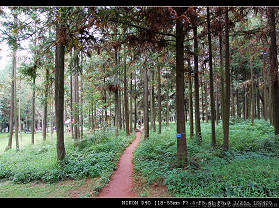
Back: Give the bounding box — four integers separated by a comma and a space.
97, 128, 143, 198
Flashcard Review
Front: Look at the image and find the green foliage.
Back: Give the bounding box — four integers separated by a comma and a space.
134, 119, 279, 197
0, 129, 134, 185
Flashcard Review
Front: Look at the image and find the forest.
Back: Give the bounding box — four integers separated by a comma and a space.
0, 6, 279, 198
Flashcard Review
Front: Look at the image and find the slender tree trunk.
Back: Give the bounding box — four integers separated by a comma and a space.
219, 32, 225, 123
193, 24, 202, 142
143, 60, 149, 139
175, 7, 187, 166
207, 7, 216, 146
124, 52, 130, 136
55, 22, 66, 161
134, 71, 137, 130
223, 8, 230, 150
263, 49, 268, 121
204, 81, 209, 123
157, 64, 162, 134
50, 82, 54, 140
6, 50, 16, 151
80, 70, 83, 139
31, 76, 35, 144
80, 53, 83, 139
256, 88, 260, 119
43, 67, 49, 141
201, 77, 205, 122
231, 87, 235, 117
70, 72, 74, 137
19, 78, 22, 143
268, 7, 279, 134
188, 69, 194, 139
129, 69, 133, 133
251, 61, 255, 126
114, 48, 119, 136
14, 53, 19, 151
76, 72, 80, 139
166, 87, 169, 127
151, 68, 156, 132
236, 87, 240, 117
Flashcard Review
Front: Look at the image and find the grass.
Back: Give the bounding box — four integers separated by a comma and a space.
0, 127, 134, 197
133, 119, 279, 197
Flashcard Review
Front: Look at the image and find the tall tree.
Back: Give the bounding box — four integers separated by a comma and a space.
193, 22, 202, 142
207, 7, 216, 147
175, 7, 187, 166
157, 60, 162, 134
55, 10, 66, 161
123, 49, 130, 136
267, 7, 279, 135
222, 8, 230, 150
143, 57, 149, 139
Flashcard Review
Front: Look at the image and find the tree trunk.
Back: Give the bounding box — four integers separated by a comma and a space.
55, 22, 66, 161
134, 71, 137, 130
50, 82, 54, 140
143, 59, 149, 139
151, 68, 156, 132
193, 24, 202, 142
251, 61, 255, 126
207, 7, 216, 147
124, 52, 130, 136
223, 8, 230, 150
43, 67, 49, 141
80, 54, 84, 139
166, 87, 169, 127
201, 77, 205, 122
6, 48, 16, 151
219, 32, 225, 123
129, 68, 133, 133
268, 7, 279, 134
157, 64, 162, 134
188, 67, 194, 139
31, 76, 35, 144
14, 52, 19, 151
114, 48, 119, 136
175, 8, 187, 166
70, 71, 74, 137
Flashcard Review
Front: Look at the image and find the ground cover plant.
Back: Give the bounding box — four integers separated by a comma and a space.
133, 119, 279, 197
0, 129, 134, 197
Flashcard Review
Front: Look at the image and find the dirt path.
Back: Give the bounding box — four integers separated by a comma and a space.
97, 127, 143, 198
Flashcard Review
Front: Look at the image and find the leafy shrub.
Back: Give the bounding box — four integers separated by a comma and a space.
134, 119, 279, 197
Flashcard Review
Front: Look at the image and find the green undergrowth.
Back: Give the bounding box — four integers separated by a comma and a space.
0, 128, 134, 194
133, 119, 279, 197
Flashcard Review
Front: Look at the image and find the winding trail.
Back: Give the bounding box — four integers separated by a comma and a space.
97, 127, 143, 198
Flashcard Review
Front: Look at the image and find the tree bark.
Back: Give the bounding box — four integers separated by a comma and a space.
129, 67, 133, 133
55, 23, 66, 161
157, 64, 162, 134
6, 48, 16, 151
175, 7, 187, 166
193, 24, 202, 142
143, 59, 149, 139
151, 68, 156, 132
80, 54, 84, 139
114, 48, 119, 136
43, 66, 49, 141
124, 52, 130, 136
31, 76, 35, 145
188, 64, 194, 139
207, 7, 216, 147
223, 8, 230, 150
268, 7, 279, 135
